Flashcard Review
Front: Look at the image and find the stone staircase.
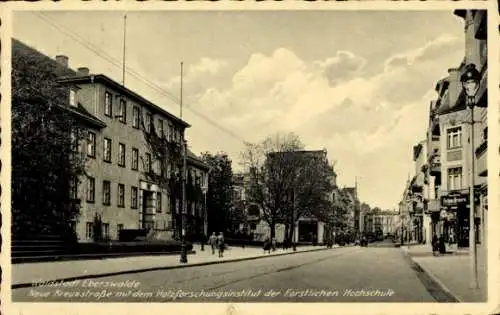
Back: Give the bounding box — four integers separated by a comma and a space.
11, 234, 75, 263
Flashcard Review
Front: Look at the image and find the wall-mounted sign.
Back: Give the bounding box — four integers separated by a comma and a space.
441, 192, 468, 207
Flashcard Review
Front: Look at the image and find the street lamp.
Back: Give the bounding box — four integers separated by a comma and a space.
201, 185, 208, 251
180, 139, 188, 264
460, 63, 481, 289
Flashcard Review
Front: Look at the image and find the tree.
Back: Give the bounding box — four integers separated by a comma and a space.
284, 151, 334, 243
11, 39, 87, 240
240, 133, 307, 239
139, 108, 184, 236
200, 152, 234, 234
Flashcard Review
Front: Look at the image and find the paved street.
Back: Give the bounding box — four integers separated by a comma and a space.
13, 245, 439, 302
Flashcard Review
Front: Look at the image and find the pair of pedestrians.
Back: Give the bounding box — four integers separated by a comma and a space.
208, 232, 225, 257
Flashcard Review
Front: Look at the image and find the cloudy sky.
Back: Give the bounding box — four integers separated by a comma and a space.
13, 10, 466, 210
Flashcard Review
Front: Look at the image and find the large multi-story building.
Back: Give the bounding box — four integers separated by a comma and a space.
14, 38, 209, 243
422, 9, 487, 248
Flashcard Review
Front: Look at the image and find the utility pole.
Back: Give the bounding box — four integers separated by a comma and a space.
179, 61, 187, 263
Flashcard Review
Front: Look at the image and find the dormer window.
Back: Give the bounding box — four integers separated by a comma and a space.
69, 89, 77, 107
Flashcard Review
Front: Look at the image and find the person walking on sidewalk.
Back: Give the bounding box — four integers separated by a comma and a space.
209, 232, 217, 255
217, 232, 225, 258
431, 234, 439, 256
200, 233, 207, 251
263, 237, 271, 254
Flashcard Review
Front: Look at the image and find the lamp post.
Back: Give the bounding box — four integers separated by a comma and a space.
180, 139, 188, 263
460, 63, 481, 289
201, 185, 208, 251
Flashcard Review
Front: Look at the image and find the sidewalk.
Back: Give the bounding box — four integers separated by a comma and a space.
12, 244, 334, 288
402, 244, 487, 302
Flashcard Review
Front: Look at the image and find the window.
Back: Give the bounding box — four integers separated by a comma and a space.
118, 184, 125, 207
156, 192, 162, 213
87, 176, 95, 203
145, 112, 152, 133
118, 143, 126, 167
86, 222, 93, 239
158, 119, 164, 138
104, 92, 112, 117
69, 177, 78, 200
70, 128, 78, 152
104, 138, 112, 162
250, 223, 257, 230
132, 148, 139, 170
447, 127, 462, 149
103, 180, 111, 205
118, 99, 127, 123
117, 224, 124, 237
447, 167, 463, 191
87, 132, 96, 158
145, 153, 151, 173
69, 89, 77, 107
103, 223, 110, 239
168, 124, 173, 141
131, 186, 138, 209
133, 106, 140, 128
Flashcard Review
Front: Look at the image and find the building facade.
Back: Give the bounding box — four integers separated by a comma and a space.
422, 9, 487, 248
410, 140, 428, 244
16, 39, 209, 243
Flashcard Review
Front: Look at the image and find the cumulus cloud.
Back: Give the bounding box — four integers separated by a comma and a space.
170, 35, 462, 208
314, 50, 367, 87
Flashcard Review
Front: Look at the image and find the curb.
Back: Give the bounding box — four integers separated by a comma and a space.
12, 250, 197, 264
12, 246, 334, 289
400, 247, 461, 303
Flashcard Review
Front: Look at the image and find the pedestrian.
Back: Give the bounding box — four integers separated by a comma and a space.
271, 237, 277, 252
217, 232, 225, 258
200, 233, 207, 251
431, 234, 439, 256
263, 237, 271, 254
438, 235, 446, 254
209, 232, 217, 255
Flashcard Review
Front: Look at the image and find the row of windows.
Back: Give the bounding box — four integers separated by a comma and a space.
84, 177, 164, 212
103, 91, 183, 142
74, 129, 207, 185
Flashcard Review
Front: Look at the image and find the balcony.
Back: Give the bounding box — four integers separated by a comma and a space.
429, 154, 441, 176
475, 140, 487, 177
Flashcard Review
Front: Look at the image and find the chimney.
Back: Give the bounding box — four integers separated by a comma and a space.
77, 67, 90, 76
55, 55, 69, 68
447, 68, 461, 107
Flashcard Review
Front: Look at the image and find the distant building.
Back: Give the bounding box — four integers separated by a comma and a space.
363, 210, 399, 237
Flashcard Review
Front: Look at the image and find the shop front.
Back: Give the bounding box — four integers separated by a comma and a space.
441, 191, 480, 248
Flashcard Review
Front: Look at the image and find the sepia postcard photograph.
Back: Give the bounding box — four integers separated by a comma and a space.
0, 1, 499, 315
